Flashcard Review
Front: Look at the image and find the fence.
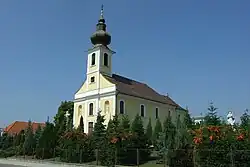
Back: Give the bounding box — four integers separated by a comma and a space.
1, 147, 250, 166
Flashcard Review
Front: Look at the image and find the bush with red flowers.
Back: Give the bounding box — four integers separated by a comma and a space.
59, 130, 94, 163
191, 125, 250, 167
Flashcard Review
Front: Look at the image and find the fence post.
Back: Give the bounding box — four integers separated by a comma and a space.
163, 149, 166, 167
96, 149, 99, 165
115, 148, 117, 166
136, 148, 139, 167
230, 147, 234, 167
42, 148, 44, 160
80, 149, 82, 163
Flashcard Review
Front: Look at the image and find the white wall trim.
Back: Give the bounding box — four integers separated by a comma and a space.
113, 95, 116, 117
75, 86, 116, 99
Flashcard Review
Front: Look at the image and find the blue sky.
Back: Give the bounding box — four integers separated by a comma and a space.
0, 0, 249, 127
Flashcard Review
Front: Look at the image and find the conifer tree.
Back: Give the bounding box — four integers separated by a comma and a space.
104, 115, 121, 166
240, 109, 250, 129
23, 120, 35, 155
152, 119, 162, 147
120, 115, 130, 133
130, 114, 150, 164
92, 112, 107, 165
34, 125, 42, 149
36, 121, 57, 159
158, 116, 176, 166
146, 118, 153, 144
204, 102, 221, 126
76, 116, 84, 132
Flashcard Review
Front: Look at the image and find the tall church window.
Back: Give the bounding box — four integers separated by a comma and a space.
155, 107, 159, 119
104, 101, 110, 114
120, 100, 125, 114
88, 122, 93, 134
104, 53, 108, 66
140, 105, 145, 117
91, 53, 96, 66
89, 103, 93, 115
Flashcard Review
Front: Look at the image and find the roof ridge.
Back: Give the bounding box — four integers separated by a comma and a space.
5, 121, 17, 132
113, 73, 144, 84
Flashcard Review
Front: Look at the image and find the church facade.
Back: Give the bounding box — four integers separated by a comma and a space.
73, 7, 186, 134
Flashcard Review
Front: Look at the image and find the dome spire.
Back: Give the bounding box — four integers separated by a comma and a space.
90, 4, 111, 46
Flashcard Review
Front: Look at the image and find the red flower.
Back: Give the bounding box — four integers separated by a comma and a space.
111, 137, 119, 144
237, 134, 244, 141
193, 137, 202, 144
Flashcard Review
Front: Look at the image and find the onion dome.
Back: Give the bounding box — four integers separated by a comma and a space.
90, 5, 111, 46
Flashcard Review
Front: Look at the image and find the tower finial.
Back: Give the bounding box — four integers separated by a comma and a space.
101, 4, 104, 16
99, 4, 104, 21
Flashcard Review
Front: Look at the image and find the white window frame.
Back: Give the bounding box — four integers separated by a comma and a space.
140, 104, 146, 117
119, 100, 125, 114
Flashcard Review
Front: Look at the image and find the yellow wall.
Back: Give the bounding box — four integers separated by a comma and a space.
75, 73, 115, 95
74, 96, 115, 132
117, 94, 184, 129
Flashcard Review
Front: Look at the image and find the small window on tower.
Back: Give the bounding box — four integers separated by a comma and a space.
104, 53, 108, 66
90, 77, 95, 83
91, 53, 96, 66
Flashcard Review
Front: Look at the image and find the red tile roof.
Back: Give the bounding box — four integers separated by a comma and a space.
4, 121, 45, 136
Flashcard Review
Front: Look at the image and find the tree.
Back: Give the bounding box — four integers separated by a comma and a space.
158, 116, 176, 166
23, 120, 35, 155
104, 115, 121, 166
145, 118, 152, 144
92, 112, 106, 165
59, 130, 94, 163
130, 114, 150, 164
54, 101, 74, 138
152, 119, 162, 148
120, 115, 130, 133
34, 125, 42, 149
183, 109, 193, 129
204, 102, 221, 126
76, 116, 84, 132
240, 109, 250, 129
36, 121, 57, 159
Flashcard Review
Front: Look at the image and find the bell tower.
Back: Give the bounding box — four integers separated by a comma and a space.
86, 5, 115, 89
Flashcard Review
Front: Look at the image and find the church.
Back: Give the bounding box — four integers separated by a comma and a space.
73, 6, 186, 134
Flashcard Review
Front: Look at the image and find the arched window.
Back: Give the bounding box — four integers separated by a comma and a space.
155, 107, 159, 119
104, 101, 110, 114
120, 100, 125, 114
140, 105, 145, 117
89, 103, 93, 115
168, 110, 171, 117
91, 53, 95, 66
104, 53, 108, 66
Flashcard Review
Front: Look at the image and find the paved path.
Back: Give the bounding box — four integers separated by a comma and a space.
0, 164, 24, 167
